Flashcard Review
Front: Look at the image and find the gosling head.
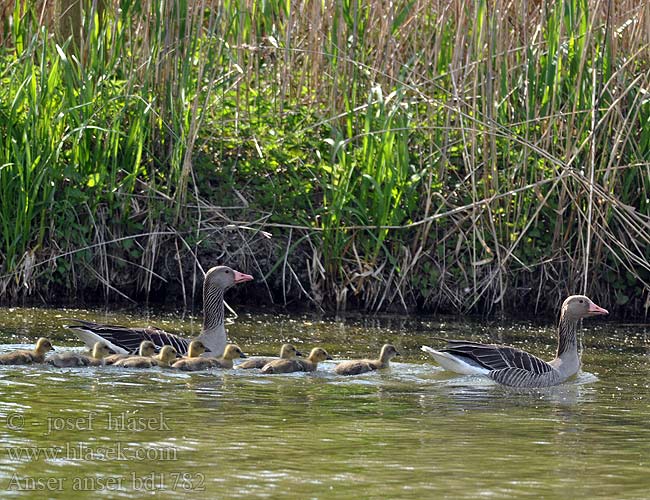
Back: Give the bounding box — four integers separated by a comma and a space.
35, 338, 55, 355
279, 344, 302, 359
308, 347, 332, 363
187, 340, 207, 358
158, 346, 178, 365
379, 344, 400, 362
223, 344, 247, 360
92, 342, 113, 359
561, 295, 608, 322
138, 341, 156, 357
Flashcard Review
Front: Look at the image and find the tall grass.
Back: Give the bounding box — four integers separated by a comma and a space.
0, 0, 649, 315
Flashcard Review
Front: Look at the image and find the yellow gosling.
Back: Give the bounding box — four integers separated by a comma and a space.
114, 345, 178, 369
154, 346, 179, 368
46, 342, 112, 368
334, 344, 400, 376
104, 341, 156, 365
237, 343, 302, 370
261, 347, 331, 374
173, 343, 246, 372
0, 338, 55, 365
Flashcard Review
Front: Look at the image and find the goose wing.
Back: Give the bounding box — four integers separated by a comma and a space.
440, 340, 553, 374
488, 367, 561, 388
65, 319, 191, 355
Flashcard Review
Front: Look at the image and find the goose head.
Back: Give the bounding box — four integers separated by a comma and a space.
157, 346, 178, 366
35, 338, 55, 355
222, 344, 247, 360
561, 295, 608, 321
308, 348, 332, 363
92, 342, 113, 360
379, 344, 400, 362
280, 344, 302, 359
204, 266, 253, 294
138, 341, 156, 357
187, 340, 207, 358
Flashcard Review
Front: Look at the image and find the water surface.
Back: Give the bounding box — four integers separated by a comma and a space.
0, 307, 648, 498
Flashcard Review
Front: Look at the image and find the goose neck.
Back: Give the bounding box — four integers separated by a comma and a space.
556, 314, 579, 359
203, 286, 225, 333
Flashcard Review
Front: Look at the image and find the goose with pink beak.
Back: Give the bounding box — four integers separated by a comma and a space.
422, 295, 608, 388
66, 266, 253, 357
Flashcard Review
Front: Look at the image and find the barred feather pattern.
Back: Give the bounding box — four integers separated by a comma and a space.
488, 367, 563, 388
556, 315, 578, 357
65, 320, 192, 356
439, 316, 579, 388
439, 342, 553, 374
203, 285, 224, 332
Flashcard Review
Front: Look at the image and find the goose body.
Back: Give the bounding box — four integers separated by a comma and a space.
237, 344, 302, 370
47, 342, 112, 368
64, 266, 253, 357
421, 295, 608, 388
0, 338, 54, 365
262, 347, 331, 374
114, 345, 178, 369
335, 344, 399, 376
104, 341, 156, 365
173, 343, 246, 371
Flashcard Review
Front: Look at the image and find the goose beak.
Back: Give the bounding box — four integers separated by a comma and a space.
233, 271, 254, 284
326, 355, 333, 360
296, 351, 303, 357
588, 302, 609, 316
395, 351, 401, 356
239, 353, 247, 359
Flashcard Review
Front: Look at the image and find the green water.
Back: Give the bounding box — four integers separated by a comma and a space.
0, 307, 648, 499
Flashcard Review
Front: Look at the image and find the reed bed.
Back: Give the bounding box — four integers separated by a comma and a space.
0, 0, 649, 316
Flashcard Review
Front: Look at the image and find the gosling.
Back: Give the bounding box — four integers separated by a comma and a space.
114, 345, 178, 368
173, 343, 246, 371
334, 344, 400, 376
237, 343, 302, 370
170, 340, 207, 371
46, 341, 112, 368
261, 347, 331, 374
0, 338, 55, 365
104, 340, 156, 365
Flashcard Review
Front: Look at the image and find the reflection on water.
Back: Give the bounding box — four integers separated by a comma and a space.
0, 307, 648, 498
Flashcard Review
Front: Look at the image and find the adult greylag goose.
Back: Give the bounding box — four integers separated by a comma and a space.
104, 340, 156, 365
335, 344, 400, 376
172, 343, 246, 371
114, 345, 178, 369
46, 341, 112, 368
261, 347, 332, 374
0, 338, 54, 365
65, 266, 253, 357
421, 295, 608, 388
236, 343, 302, 370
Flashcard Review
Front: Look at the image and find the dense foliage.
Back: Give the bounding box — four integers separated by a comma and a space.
0, 0, 649, 316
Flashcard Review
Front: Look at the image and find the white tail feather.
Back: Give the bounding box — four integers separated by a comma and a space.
72, 329, 128, 355
421, 345, 489, 376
